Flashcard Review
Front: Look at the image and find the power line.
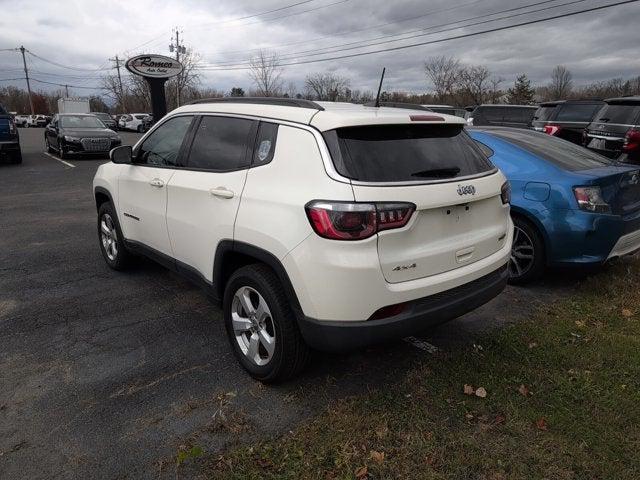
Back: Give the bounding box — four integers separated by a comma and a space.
26, 50, 111, 72
201, 0, 569, 68
196, 0, 638, 71
0, 77, 25, 82
30, 77, 106, 91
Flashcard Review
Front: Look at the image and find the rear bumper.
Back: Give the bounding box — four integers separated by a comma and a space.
298, 265, 508, 351
0, 141, 20, 151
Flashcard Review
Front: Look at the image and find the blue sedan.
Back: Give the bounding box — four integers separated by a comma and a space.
469, 127, 640, 283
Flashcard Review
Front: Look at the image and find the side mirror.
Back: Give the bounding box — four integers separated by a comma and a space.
110, 145, 133, 164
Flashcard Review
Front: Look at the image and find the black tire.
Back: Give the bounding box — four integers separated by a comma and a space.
97, 202, 133, 270
509, 215, 545, 285
44, 137, 54, 154
223, 264, 310, 383
137, 124, 143, 133
59, 146, 69, 160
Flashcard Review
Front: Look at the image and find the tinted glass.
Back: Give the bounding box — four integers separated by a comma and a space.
533, 105, 556, 121
482, 107, 503, 122
474, 140, 494, 158
253, 122, 279, 166
60, 115, 104, 128
135, 114, 147, 120
487, 129, 611, 171
593, 104, 640, 124
0, 105, 6, 114
555, 103, 602, 122
504, 107, 536, 124
137, 116, 192, 167
187, 116, 254, 171
0, 118, 9, 134
323, 124, 494, 182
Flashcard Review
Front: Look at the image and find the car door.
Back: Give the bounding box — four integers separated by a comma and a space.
46, 115, 58, 146
166, 115, 258, 282
117, 115, 194, 256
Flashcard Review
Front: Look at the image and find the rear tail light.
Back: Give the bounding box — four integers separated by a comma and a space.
369, 301, 409, 320
543, 124, 561, 136
305, 201, 415, 240
501, 181, 511, 205
573, 186, 610, 213
9, 118, 16, 134
623, 129, 640, 152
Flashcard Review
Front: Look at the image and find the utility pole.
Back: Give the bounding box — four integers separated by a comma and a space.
64, 84, 69, 97
109, 55, 125, 112
19, 46, 34, 115
169, 28, 186, 107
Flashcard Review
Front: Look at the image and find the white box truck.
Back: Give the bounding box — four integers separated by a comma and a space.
58, 97, 90, 114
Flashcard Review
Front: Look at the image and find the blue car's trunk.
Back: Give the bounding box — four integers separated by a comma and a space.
580, 166, 640, 215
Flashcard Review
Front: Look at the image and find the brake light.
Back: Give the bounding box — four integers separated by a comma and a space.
501, 181, 511, 205
543, 124, 561, 136
623, 130, 640, 152
573, 186, 610, 213
9, 117, 16, 134
305, 201, 415, 240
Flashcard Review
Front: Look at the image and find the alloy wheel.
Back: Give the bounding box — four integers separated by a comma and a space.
231, 286, 276, 366
509, 225, 535, 279
100, 213, 118, 261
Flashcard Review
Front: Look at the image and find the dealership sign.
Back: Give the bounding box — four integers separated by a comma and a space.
125, 54, 183, 79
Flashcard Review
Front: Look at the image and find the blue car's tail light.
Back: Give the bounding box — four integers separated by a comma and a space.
573, 186, 610, 213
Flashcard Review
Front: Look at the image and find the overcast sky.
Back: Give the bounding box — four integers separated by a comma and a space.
1, 0, 639, 99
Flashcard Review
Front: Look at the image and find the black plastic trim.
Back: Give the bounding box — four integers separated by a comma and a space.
297, 265, 509, 352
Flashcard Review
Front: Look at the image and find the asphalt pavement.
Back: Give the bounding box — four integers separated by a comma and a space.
0, 127, 583, 479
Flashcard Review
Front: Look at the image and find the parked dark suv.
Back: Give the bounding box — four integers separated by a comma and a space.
583, 96, 640, 164
0, 104, 22, 164
532, 99, 604, 145
466, 104, 537, 128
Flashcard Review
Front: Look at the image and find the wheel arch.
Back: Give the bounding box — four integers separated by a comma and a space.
509, 206, 550, 264
213, 240, 304, 320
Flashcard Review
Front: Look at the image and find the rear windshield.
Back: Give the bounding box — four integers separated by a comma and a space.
323, 124, 494, 182
480, 107, 536, 124
555, 103, 603, 122
533, 105, 556, 122
487, 129, 612, 171
593, 104, 640, 125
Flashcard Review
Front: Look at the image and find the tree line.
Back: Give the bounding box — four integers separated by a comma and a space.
2, 50, 639, 114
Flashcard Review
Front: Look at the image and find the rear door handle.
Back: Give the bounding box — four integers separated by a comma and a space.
210, 187, 235, 199
149, 178, 165, 188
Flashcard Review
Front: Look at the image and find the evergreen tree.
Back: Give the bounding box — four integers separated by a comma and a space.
507, 74, 535, 104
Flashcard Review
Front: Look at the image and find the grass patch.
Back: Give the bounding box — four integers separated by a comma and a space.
205, 259, 640, 479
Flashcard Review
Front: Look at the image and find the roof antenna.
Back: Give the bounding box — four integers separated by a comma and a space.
374, 67, 386, 107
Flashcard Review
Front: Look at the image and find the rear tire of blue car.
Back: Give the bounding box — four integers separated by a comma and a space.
509, 216, 545, 285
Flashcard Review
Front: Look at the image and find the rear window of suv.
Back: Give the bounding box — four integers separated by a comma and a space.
323, 124, 494, 182
555, 103, 603, 122
533, 105, 556, 122
593, 104, 640, 125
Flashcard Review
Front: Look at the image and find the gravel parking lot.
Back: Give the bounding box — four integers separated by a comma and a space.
1, 127, 585, 479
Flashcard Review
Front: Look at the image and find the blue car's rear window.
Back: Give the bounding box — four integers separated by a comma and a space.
484, 129, 612, 171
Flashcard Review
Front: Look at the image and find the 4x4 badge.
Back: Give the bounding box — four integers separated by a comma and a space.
457, 184, 476, 196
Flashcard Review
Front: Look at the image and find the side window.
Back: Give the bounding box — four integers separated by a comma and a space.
253, 122, 279, 166
136, 116, 193, 167
483, 107, 503, 122
473, 140, 494, 158
186, 116, 255, 171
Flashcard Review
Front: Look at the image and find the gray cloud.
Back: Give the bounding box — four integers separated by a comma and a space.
1, 0, 638, 98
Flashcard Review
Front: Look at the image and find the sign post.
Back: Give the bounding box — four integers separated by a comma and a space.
125, 54, 183, 122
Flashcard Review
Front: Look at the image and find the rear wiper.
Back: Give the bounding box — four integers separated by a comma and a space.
597, 117, 611, 122
411, 167, 460, 178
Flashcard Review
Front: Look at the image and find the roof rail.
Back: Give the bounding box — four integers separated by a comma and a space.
187, 97, 325, 110
363, 101, 433, 111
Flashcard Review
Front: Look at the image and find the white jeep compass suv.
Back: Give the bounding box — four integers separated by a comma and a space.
93, 98, 513, 382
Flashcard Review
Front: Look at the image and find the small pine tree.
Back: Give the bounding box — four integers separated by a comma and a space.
507, 74, 535, 105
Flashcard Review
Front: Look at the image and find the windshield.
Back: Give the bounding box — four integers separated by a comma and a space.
60, 115, 105, 129
323, 124, 494, 182
135, 114, 147, 120
533, 105, 556, 122
593, 104, 640, 125
93, 113, 111, 120
487, 128, 612, 171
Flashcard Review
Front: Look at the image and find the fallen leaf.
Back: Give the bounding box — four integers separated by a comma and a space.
370, 450, 385, 464
465, 413, 474, 419
622, 308, 633, 318
528, 342, 538, 349
494, 414, 506, 425
518, 384, 530, 396
355, 465, 368, 479
475, 387, 487, 398
574, 320, 585, 327
535, 417, 548, 431
463, 384, 475, 395
256, 458, 274, 469
375, 424, 389, 439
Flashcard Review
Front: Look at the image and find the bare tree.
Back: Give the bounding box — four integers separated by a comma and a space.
304, 72, 351, 101
424, 56, 461, 101
248, 50, 284, 97
548, 65, 573, 100
458, 65, 491, 105
165, 49, 202, 109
